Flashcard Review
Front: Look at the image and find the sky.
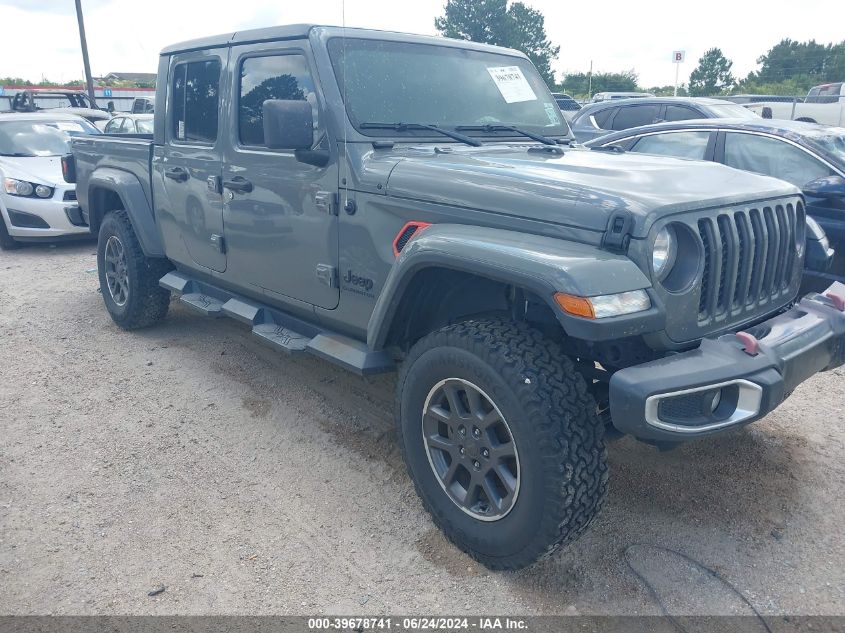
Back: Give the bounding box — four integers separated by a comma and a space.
1, 0, 843, 87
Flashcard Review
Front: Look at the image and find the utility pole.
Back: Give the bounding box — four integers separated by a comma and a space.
74, 0, 98, 108
588, 60, 593, 99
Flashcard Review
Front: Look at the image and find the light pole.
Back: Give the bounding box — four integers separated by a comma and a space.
74, 0, 98, 108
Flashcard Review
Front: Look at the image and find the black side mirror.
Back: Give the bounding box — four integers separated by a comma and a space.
803, 174, 845, 199
262, 99, 314, 151
262, 99, 329, 167
761, 106, 773, 119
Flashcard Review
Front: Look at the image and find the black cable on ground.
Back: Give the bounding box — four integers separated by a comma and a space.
623, 543, 774, 633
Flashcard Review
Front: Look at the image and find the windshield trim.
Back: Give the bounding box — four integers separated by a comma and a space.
327, 36, 571, 142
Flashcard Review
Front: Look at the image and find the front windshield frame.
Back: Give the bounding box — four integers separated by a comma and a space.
0, 118, 99, 157
327, 37, 571, 141
802, 127, 845, 166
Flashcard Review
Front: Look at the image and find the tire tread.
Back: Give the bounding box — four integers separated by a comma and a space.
397, 318, 608, 570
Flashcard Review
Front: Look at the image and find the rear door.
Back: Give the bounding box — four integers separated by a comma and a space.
221, 42, 339, 309
154, 49, 227, 273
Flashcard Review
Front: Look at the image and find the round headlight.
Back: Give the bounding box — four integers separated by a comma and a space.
652, 226, 677, 279
4, 178, 34, 197
35, 184, 52, 198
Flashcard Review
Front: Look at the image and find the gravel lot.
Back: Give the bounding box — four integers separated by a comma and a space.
1, 241, 844, 616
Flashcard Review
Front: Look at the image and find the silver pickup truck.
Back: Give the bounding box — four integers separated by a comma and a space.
64, 25, 845, 570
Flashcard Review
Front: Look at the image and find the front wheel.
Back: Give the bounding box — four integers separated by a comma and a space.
97, 210, 171, 330
397, 319, 608, 570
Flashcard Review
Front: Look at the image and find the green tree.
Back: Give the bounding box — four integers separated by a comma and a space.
648, 84, 688, 97
558, 70, 639, 99
435, 0, 560, 85
741, 38, 845, 94
688, 48, 735, 96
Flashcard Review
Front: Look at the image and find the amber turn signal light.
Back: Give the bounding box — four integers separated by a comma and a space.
554, 293, 595, 319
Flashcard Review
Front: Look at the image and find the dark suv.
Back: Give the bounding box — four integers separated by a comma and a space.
570, 97, 759, 142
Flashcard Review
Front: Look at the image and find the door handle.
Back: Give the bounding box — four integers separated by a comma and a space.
164, 167, 188, 182
223, 177, 253, 194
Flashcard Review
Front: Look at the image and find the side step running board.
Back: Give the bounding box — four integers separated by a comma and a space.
159, 271, 394, 375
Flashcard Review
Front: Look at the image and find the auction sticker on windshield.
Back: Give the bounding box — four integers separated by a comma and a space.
487, 66, 537, 103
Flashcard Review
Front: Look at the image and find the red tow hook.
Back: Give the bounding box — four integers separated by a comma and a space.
736, 331, 760, 356
824, 290, 845, 312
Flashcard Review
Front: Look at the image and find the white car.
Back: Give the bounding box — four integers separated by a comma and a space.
743, 82, 845, 126
0, 113, 99, 249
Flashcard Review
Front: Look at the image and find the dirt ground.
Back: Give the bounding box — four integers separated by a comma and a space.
1, 241, 843, 616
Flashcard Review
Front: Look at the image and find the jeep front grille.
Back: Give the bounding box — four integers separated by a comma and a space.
696, 201, 803, 323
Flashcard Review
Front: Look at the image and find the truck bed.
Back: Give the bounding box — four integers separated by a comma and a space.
71, 135, 154, 225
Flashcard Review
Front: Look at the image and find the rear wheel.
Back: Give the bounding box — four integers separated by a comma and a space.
397, 319, 608, 570
97, 210, 171, 329
0, 215, 19, 250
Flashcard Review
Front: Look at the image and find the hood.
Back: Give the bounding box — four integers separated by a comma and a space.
380, 145, 798, 236
0, 155, 62, 187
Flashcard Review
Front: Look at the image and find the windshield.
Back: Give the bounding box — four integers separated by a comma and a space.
328, 38, 570, 139
705, 103, 759, 119
0, 119, 99, 157
803, 127, 845, 165
136, 118, 154, 134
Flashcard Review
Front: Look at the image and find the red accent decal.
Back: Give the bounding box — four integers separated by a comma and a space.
736, 331, 759, 356
824, 291, 845, 312
392, 221, 432, 257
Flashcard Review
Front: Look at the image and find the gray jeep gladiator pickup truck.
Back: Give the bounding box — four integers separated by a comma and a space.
65, 25, 845, 570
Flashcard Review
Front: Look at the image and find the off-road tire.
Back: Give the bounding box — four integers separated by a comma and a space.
97, 210, 171, 330
0, 215, 19, 250
397, 318, 608, 570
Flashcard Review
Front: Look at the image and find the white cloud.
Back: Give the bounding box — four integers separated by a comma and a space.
0, 0, 842, 87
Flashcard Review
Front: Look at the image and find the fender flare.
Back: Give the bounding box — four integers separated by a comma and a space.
367, 224, 659, 349
87, 167, 165, 257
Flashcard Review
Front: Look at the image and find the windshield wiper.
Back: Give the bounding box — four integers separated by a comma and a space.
455, 124, 558, 146
360, 122, 482, 147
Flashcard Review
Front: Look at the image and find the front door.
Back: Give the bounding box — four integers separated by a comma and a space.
221, 43, 339, 309
806, 196, 845, 279
155, 49, 227, 273
720, 131, 842, 279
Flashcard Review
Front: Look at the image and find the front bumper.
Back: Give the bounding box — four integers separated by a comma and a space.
610, 282, 845, 442
1, 186, 88, 239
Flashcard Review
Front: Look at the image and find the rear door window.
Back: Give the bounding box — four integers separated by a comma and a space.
630, 131, 712, 160
171, 59, 221, 144
664, 105, 702, 122
806, 83, 842, 104
611, 105, 660, 130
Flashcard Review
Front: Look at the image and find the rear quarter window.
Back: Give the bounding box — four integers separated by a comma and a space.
611, 105, 660, 131
591, 107, 616, 129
